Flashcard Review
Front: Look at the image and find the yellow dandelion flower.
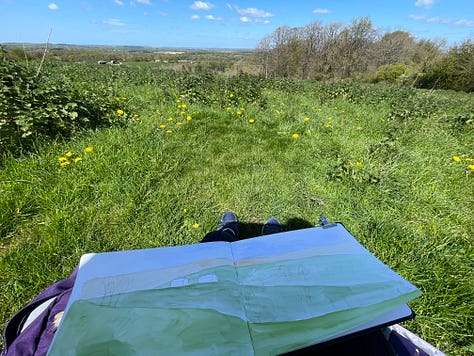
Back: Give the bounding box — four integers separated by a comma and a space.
192, 223, 200, 229
229, 93, 234, 98
226, 107, 231, 111
159, 124, 166, 129
186, 115, 192, 121
74, 157, 82, 163
248, 119, 255, 124
85, 146, 93, 153
468, 164, 474, 170
177, 122, 183, 126
65, 152, 73, 157
121, 97, 126, 100
58, 156, 67, 162
181, 104, 187, 109
177, 104, 182, 109
453, 156, 461, 162
176, 99, 181, 103
168, 117, 174, 121
115, 97, 120, 101
60, 161, 71, 167
325, 123, 332, 128
236, 111, 242, 116
465, 157, 473, 162
133, 113, 140, 117
180, 111, 186, 115
183, 208, 188, 213
117, 109, 124, 115
292, 133, 300, 139
356, 161, 363, 167
165, 130, 172, 134
304, 117, 310, 121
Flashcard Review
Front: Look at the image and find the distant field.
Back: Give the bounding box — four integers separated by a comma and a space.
0, 63, 473, 354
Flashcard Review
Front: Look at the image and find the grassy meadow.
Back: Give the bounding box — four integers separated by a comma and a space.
0, 64, 473, 354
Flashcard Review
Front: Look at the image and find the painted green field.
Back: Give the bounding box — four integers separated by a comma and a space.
1, 63, 473, 354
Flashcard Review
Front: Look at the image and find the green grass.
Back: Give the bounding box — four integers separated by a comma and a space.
1, 77, 473, 354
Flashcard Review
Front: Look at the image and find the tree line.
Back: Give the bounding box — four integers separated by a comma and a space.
253, 17, 474, 92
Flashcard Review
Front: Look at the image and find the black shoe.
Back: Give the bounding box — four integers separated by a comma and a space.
217, 211, 239, 237
262, 217, 282, 235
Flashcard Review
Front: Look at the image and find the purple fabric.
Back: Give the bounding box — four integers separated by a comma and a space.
2, 267, 77, 356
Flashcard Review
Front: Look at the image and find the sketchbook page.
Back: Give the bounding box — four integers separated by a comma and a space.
231, 224, 421, 356
48, 242, 254, 356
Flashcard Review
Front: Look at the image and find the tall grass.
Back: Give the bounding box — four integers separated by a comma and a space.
1, 68, 473, 354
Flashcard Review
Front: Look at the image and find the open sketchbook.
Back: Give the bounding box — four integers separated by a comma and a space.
48, 223, 421, 356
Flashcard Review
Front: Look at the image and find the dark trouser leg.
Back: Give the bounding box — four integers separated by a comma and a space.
201, 230, 237, 243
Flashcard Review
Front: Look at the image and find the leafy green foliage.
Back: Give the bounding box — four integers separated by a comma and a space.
0, 51, 127, 155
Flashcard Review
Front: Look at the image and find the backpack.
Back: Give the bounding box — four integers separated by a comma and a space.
2, 268, 77, 356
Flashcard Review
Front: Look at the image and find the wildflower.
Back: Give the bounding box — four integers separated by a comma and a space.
121, 97, 126, 100
192, 223, 200, 229
226, 107, 231, 111
181, 104, 187, 109
165, 130, 172, 134
276, 110, 281, 115
468, 164, 474, 170
180, 111, 186, 115
355, 161, 363, 167
236, 111, 242, 116
60, 161, 71, 167
177, 122, 182, 126
248, 119, 255, 124
65, 152, 73, 157
117, 109, 124, 115
176, 99, 181, 103
453, 156, 461, 162
168, 117, 174, 121
159, 124, 166, 129
74, 157, 82, 163
186, 115, 192, 121
115, 97, 120, 101
356, 126, 362, 130
465, 157, 473, 161
85, 146, 93, 153
325, 123, 332, 128
292, 133, 300, 139
183, 208, 188, 213
58, 156, 67, 162
177, 104, 182, 109
304, 117, 310, 122
229, 93, 234, 98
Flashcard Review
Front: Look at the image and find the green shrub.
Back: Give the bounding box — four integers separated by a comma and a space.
0, 51, 126, 155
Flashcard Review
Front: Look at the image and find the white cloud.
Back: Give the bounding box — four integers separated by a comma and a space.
114, 0, 124, 5
236, 7, 273, 18
205, 15, 215, 20
136, 0, 152, 5
48, 3, 59, 10
426, 16, 451, 24
415, 0, 434, 9
312, 8, 331, 14
190, 1, 214, 10
455, 19, 474, 27
409, 14, 425, 20
103, 19, 125, 26
191, 14, 200, 20
240, 16, 251, 23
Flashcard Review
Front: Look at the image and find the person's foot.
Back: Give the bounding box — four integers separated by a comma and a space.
261, 217, 282, 235
217, 211, 239, 237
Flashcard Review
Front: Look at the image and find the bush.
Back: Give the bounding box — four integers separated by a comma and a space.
375, 64, 412, 84
0, 50, 126, 155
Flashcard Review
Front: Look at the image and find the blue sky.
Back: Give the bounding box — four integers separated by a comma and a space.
1, 0, 473, 49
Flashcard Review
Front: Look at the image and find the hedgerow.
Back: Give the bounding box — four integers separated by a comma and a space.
0, 50, 126, 155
